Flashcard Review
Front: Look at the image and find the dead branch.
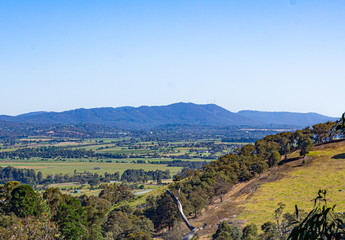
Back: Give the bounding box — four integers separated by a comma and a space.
166, 189, 207, 240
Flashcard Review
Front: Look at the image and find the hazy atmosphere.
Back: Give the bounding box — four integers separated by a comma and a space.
1, 0, 344, 116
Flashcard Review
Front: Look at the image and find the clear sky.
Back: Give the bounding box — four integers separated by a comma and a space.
1, 0, 344, 117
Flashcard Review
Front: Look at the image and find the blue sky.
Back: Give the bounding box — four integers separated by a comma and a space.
1, 0, 344, 117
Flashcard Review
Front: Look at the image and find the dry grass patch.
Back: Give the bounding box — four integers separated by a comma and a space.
237, 140, 345, 227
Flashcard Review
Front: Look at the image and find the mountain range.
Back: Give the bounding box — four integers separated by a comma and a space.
0, 103, 337, 129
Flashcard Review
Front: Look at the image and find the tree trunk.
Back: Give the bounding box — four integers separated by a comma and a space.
166, 189, 206, 240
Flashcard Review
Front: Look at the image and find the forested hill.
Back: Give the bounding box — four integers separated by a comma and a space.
238, 110, 336, 127
0, 103, 337, 129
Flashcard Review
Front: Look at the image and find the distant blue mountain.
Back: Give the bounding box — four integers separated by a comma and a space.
0, 103, 338, 129
238, 110, 338, 127
17, 111, 48, 117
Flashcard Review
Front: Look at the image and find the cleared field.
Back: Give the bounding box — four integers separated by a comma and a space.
237, 140, 345, 227
43, 181, 165, 198
0, 160, 182, 177
0, 148, 19, 152
70, 144, 118, 151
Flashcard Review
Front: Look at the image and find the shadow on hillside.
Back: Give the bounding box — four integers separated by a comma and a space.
332, 153, 345, 159
279, 157, 301, 165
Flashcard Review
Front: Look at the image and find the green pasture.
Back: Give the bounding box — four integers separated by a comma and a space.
99, 148, 155, 155
0, 160, 182, 177
114, 184, 167, 208
237, 141, 345, 227
0, 138, 241, 164
0, 148, 19, 152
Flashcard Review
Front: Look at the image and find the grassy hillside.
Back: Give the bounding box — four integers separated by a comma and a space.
189, 140, 345, 239
238, 140, 345, 226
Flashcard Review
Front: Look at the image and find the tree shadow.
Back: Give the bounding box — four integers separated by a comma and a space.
332, 153, 345, 160
279, 157, 301, 165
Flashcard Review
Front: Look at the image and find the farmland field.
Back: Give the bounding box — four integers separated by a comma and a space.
0, 159, 182, 177
0, 137, 250, 194
0, 137, 246, 160
0, 138, 249, 170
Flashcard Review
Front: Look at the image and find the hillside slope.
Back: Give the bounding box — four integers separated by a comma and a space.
188, 140, 345, 239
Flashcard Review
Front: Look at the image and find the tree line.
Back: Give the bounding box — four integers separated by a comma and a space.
149, 160, 208, 169
0, 166, 171, 187
0, 146, 128, 159
121, 169, 170, 183
0, 146, 96, 159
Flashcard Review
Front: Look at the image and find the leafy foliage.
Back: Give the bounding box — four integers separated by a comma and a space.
242, 223, 259, 240
99, 183, 134, 204
268, 151, 281, 167
10, 184, 47, 218
0, 214, 60, 240
288, 190, 345, 240
121, 169, 170, 183
212, 221, 242, 240
54, 195, 89, 240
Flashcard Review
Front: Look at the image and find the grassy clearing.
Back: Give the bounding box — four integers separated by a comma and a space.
0, 160, 182, 177
36, 182, 101, 196
0, 148, 19, 152
39, 180, 167, 198
237, 141, 345, 227
114, 184, 167, 208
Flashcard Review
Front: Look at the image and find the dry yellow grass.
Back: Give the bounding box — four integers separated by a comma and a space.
237, 141, 345, 226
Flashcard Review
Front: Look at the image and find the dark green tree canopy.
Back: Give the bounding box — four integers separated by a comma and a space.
10, 184, 45, 218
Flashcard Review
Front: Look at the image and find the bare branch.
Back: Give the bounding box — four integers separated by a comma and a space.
166, 189, 207, 240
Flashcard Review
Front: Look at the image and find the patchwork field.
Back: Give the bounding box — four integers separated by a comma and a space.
0, 137, 245, 162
